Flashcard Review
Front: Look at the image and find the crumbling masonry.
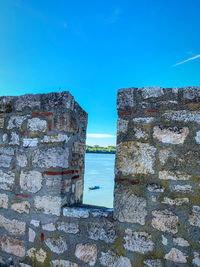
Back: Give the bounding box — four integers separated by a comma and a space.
0, 87, 200, 266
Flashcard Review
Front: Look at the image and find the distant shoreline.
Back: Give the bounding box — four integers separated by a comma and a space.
86, 145, 116, 154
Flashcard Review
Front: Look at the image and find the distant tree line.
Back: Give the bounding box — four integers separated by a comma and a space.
86, 145, 116, 154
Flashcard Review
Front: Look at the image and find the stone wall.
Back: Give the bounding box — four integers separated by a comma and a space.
0, 87, 200, 267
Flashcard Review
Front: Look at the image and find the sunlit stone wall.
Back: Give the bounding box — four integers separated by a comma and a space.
114, 86, 200, 266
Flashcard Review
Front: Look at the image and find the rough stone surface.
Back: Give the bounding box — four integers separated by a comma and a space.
124, 229, 154, 254
117, 118, 128, 133
45, 237, 67, 254
0, 215, 26, 236
63, 207, 89, 218
27, 118, 47, 132
100, 250, 131, 267
75, 243, 97, 266
173, 237, 189, 247
20, 170, 42, 193
41, 134, 69, 143
172, 184, 193, 193
195, 131, 200, 144
23, 138, 38, 147
193, 252, 200, 266
57, 222, 79, 234
16, 154, 28, 167
51, 260, 78, 267
42, 223, 56, 231
159, 170, 190, 180
189, 205, 200, 227
28, 228, 36, 242
27, 248, 47, 263
30, 219, 40, 227
153, 126, 189, 144
7, 116, 27, 130
114, 183, 147, 225
115, 141, 156, 175
9, 132, 20, 145
164, 248, 187, 263
152, 210, 178, 234
0, 193, 8, 209
32, 147, 69, 168
1, 235, 25, 257
144, 259, 163, 267
34, 196, 61, 216
11, 201, 30, 214
162, 197, 189, 206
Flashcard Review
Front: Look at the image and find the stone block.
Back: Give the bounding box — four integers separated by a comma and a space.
63, 207, 89, 218
7, 116, 27, 130
57, 222, 79, 234
27, 117, 47, 132
41, 134, 69, 143
152, 210, 178, 234
144, 259, 163, 267
87, 220, 116, 243
34, 196, 61, 216
15, 94, 41, 111
153, 126, 189, 144
27, 248, 47, 263
28, 228, 36, 242
20, 170, 42, 193
0, 118, 4, 128
45, 237, 67, 254
75, 243, 97, 266
189, 205, 200, 227
51, 260, 78, 267
32, 147, 69, 168
173, 237, 189, 247
54, 112, 77, 132
23, 138, 38, 147
115, 141, 156, 175
9, 132, 19, 145
1, 235, 25, 258
159, 170, 190, 181
114, 183, 147, 225
164, 248, 187, 263
162, 197, 189, 206
195, 131, 200, 144
16, 154, 28, 167
11, 201, 30, 214
42, 223, 56, 231
0, 215, 26, 236
0, 193, 8, 209
0, 170, 15, 190
124, 229, 154, 254
100, 250, 131, 267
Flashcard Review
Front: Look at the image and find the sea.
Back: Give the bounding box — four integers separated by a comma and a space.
83, 153, 115, 208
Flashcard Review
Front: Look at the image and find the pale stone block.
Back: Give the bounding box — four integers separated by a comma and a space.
57, 222, 79, 234
124, 229, 154, 254
0, 154, 13, 168
0, 215, 26, 236
152, 210, 178, 234
100, 250, 131, 267
23, 138, 38, 147
7, 116, 27, 130
0, 193, 8, 209
172, 184, 193, 193
134, 127, 148, 140
114, 183, 147, 225
54, 112, 77, 132
73, 142, 86, 154
15, 95, 41, 111
30, 219, 40, 227
45, 237, 67, 254
189, 205, 200, 227
63, 207, 89, 218
9, 132, 19, 145
165, 248, 187, 263
162, 235, 168, 245
27, 248, 47, 263
162, 197, 189, 206
32, 147, 69, 168
41, 134, 70, 143
42, 223, 56, 231
27, 118, 47, 132
3, 133, 8, 142
159, 170, 190, 181
51, 260, 78, 267
159, 148, 171, 164
153, 126, 189, 144
117, 118, 128, 133
115, 141, 156, 175
87, 221, 116, 243
132, 117, 154, 124
16, 154, 28, 167
193, 252, 200, 266
1, 235, 25, 258
75, 243, 97, 266
20, 170, 42, 193
34, 196, 61, 216
11, 201, 30, 214
141, 86, 164, 99
163, 110, 200, 124
0, 170, 15, 190
144, 259, 163, 267
28, 228, 36, 242
147, 183, 164, 192
173, 237, 189, 247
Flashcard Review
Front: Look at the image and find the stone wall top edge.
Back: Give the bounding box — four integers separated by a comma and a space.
117, 86, 200, 111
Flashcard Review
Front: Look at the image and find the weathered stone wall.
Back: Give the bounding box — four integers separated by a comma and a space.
114, 86, 200, 266
0, 87, 200, 267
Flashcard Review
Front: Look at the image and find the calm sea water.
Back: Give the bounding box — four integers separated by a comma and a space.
83, 153, 115, 208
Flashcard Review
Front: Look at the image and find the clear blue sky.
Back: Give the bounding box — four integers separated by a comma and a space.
0, 0, 200, 146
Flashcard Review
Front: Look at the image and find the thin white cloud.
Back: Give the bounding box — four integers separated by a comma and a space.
173, 54, 200, 67
87, 134, 115, 138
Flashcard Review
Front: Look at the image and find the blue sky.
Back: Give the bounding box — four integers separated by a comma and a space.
0, 0, 200, 146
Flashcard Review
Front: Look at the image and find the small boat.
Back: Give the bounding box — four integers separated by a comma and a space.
89, 186, 100, 190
